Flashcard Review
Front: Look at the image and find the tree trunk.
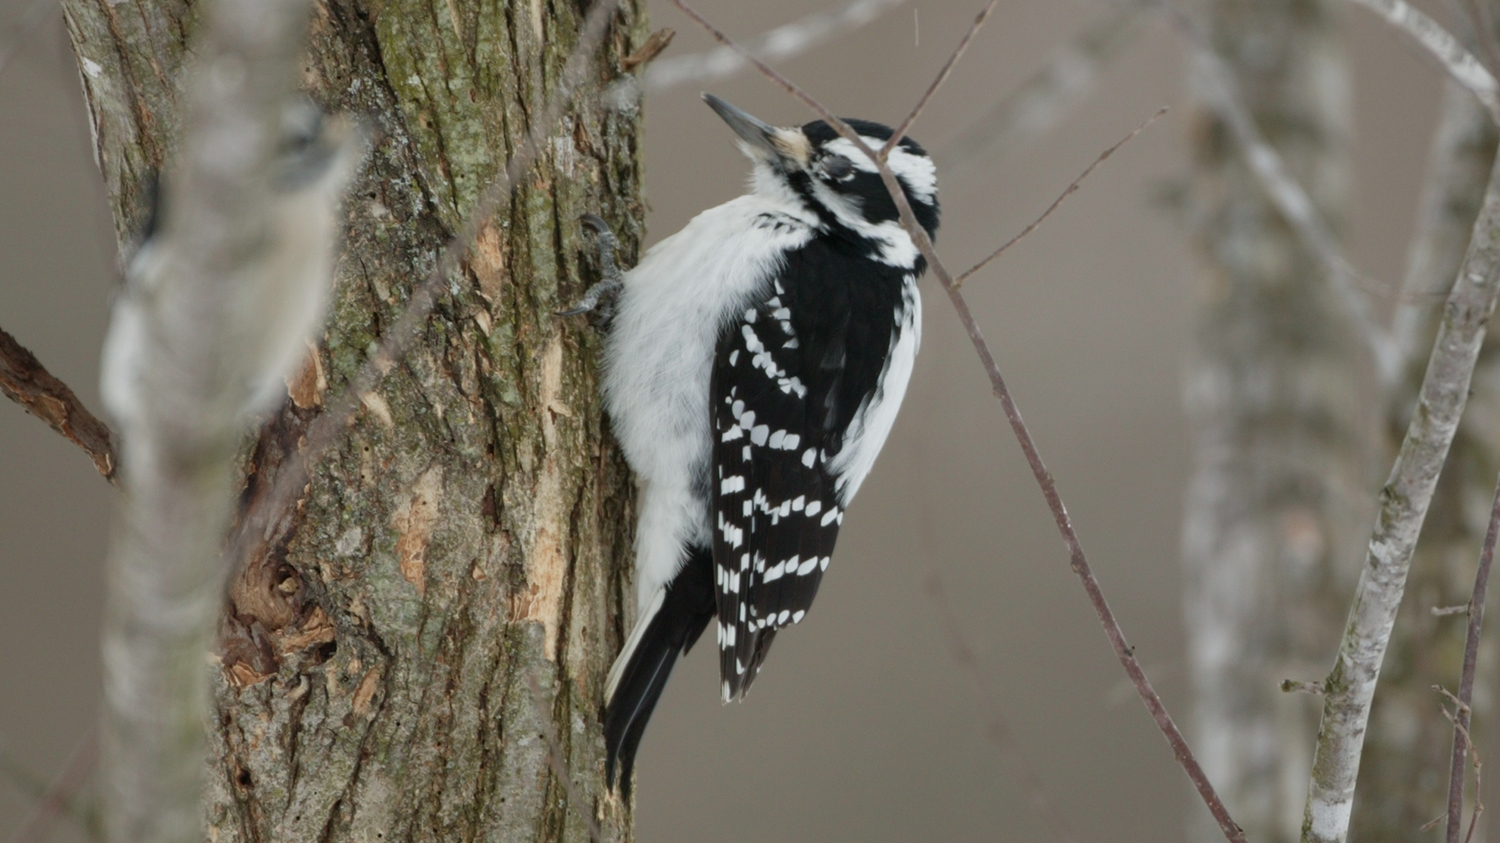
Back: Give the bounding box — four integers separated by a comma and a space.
1182, 2, 1370, 841
1354, 78, 1500, 842
61, 0, 646, 839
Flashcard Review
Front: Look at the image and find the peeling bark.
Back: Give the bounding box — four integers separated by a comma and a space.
62, 0, 646, 839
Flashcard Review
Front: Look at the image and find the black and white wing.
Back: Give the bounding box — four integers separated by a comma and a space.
711, 282, 847, 702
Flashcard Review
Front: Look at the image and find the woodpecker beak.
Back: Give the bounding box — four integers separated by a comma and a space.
704, 94, 791, 163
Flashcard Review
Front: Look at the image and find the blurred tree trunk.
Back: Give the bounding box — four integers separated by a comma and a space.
1355, 77, 1500, 841
60, 0, 646, 839
1181, 2, 1371, 841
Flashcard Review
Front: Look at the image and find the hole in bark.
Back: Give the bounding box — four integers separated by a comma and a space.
236, 767, 253, 788
316, 640, 338, 661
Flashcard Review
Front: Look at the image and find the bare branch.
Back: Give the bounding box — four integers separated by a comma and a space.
668, 3, 1246, 840
1435, 687, 1486, 843
1282, 680, 1327, 696
645, 0, 905, 91
95, 0, 362, 839
923, 572, 1080, 843
1301, 148, 1500, 843
937, 4, 1144, 174
1162, 6, 1401, 382
620, 27, 675, 70
525, 675, 604, 843
955, 107, 1165, 287
227, 0, 620, 573
0, 326, 116, 481
1392, 82, 1496, 364
881, 0, 999, 158
1444, 474, 1499, 843
1342, 0, 1500, 125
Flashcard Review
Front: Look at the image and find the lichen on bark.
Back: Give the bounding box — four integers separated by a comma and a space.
60, 0, 647, 839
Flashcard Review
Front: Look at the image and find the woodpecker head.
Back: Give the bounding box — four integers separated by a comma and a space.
704, 94, 939, 263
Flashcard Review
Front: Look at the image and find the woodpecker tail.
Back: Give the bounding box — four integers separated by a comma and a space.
604, 546, 715, 798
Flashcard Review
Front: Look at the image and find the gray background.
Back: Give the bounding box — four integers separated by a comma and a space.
0, 0, 1446, 840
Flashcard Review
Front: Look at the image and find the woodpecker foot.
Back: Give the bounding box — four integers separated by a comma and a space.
559, 214, 624, 326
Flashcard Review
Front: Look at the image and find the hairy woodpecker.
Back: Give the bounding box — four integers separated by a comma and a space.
582, 94, 939, 795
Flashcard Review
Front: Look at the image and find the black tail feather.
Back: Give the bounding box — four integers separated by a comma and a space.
605, 546, 715, 798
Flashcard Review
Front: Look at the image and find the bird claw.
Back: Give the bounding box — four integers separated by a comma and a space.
559, 214, 626, 327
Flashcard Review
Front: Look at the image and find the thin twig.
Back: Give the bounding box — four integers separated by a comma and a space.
954, 107, 1165, 287
881, 0, 999, 158
668, 3, 1247, 841
0, 0, 56, 80
1342, 0, 1500, 125
525, 674, 604, 843
1436, 687, 1486, 843
645, 0, 905, 91
0, 327, 116, 481
1160, 4, 1401, 383
1444, 473, 1499, 843
226, 0, 619, 571
11, 731, 98, 843
1281, 680, 1326, 696
936, 3, 1145, 174
923, 572, 1081, 843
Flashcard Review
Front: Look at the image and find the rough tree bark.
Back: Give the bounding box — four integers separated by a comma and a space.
61, 0, 647, 839
1182, 2, 1371, 841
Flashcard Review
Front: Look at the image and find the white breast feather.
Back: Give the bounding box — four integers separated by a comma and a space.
604, 194, 814, 608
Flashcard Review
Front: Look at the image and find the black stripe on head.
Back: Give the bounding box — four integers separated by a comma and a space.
800, 119, 940, 240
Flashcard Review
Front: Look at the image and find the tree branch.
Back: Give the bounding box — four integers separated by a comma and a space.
1342, 0, 1500, 125
1300, 147, 1500, 843
94, 0, 360, 838
0, 326, 116, 481
668, 2, 1246, 840
955, 107, 1164, 287
1444, 474, 1498, 843
881, 0, 999, 157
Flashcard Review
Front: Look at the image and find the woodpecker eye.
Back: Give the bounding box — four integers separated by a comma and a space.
820, 154, 854, 181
